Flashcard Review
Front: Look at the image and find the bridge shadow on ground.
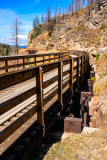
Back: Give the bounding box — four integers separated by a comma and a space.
30, 67, 91, 160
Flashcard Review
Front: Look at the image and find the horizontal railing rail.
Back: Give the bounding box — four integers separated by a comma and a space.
0, 51, 70, 74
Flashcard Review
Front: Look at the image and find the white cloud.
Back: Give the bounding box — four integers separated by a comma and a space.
0, 8, 42, 46
18, 35, 28, 39
27, 0, 41, 8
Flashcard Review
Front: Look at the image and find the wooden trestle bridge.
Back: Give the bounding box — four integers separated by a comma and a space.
0, 50, 91, 160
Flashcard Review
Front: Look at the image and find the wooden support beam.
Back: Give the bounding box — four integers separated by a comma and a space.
85, 55, 87, 74
80, 57, 83, 81
22, 58, 25, 69
36, 67, 45, 136
48, 55, 50, 63
34, 56, 36, 66
59, 53, 60, 61
88, 79, 94, 97
76, 58, 80, 89
69, 59, 73, 97
4, 60, 8, 73
84, 112, 88, 127
52, 116, 82, 133
83, 56, 85, 78
58, 62, 63, 112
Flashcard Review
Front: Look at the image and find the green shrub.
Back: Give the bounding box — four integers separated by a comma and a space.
46, 46, 49, 51
29, 64, 34, 68
35, 26, 41, 37
97, 37, 100, 41
100, 23, 106, 30
30, 34, 34, 43
53, 17, 56, 24
96, 53, 100, 61
105, 53, 107, 59
103, 73, 107, 76
77, 25, 86, 31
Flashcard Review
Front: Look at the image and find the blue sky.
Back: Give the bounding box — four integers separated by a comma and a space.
0, 0, 78, 46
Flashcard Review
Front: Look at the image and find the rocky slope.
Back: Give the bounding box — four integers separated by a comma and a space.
27, 0, 107, 55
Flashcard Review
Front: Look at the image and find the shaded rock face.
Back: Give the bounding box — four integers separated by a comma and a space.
89, 89, 107, 129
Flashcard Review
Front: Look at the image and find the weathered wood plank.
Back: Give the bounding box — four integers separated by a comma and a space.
44, 88, 58, 106
0, 86, 37, 115
58, 62, 63, 112
0, 105, 38, 144
43, 75, 58, 89
36, 67, 44, 133
69, 59, 74, 96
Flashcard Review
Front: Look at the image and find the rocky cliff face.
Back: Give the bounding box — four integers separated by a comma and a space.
27, 0, 107, 55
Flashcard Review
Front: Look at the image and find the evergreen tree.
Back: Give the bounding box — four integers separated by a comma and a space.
42, 13, 44, 23
33, 18, 36, 27
35, 16, 39, 26
69, 4, 72, 13
71, 0, 74, 15
75, 0, 78, 12
5, 45, 10, 56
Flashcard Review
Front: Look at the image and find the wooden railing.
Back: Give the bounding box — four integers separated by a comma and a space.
0, 52, 89, 144
0, 51, 70, 74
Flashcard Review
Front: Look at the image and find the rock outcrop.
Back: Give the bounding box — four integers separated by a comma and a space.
27, 0, 107, 54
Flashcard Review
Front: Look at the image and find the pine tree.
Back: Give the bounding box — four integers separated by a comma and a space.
33, 18, 36, 27
42, 13, 44, 23
69, 4, 72, 13
35, 16, 39, 26
79, 0, 81, 10
82, 0, 85, 8
46, 6, 51, 31
55, 5, 57, 18
58, 6, 61, 24
75, 0, 77, 12
71, 0, 73, 15
54, 5, 57, 24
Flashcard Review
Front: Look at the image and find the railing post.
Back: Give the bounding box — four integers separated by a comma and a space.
48, 55, 50, 63
69, 59, 74, 97
54, 55, 55, 62
22, 58, 25, 69
83, 56, 85, 78
59, 53, 60, 61
85, 55, 87, 75
58, 61, 63, 112
80, 56, 83, 81
76, 58, 80, 89
4, 60, 8, 73
43, 56, 44, 64
63, 53, 64, 60
36, 67, 45, 136
34, 56, 36, 66
62, 54, 63, 60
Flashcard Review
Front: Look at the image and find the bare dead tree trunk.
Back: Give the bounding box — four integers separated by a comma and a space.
82, 0, 85, 8
15, 18, 18, 55
46, 6, 51, 32
79, 0, 81, 10
72, 0, 73, 15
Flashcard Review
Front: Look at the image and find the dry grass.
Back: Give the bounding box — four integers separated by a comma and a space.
93, 53, 107, 96
43, 129, 107, 160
